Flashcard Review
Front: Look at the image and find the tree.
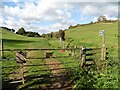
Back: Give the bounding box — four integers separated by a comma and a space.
50, 32, 54, 38
68, 25, 73, 29
26, 32, 40, 37
97, 16, 107, 22
53, 32, 59, 38
16, 27, 26, 35
59, 30, 65, 48
90, 21, 93, 24
59, 30, 65, 41
1, 27, 15, 32
11, 29, 15, 32
41, 34, 47, 38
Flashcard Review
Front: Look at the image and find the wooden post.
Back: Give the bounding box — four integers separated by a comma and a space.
100, 30, 106, 61
60, 37, 65, 49
100, 30, 106, 72
101, 33, 106, 61
0, 39, 2, 90
1, 39, 3, 59
62, 41, 65, 49
72, 46, 76, 57
80, 47, 83, 59
81, 47, 86, 67
0, 28, 3, 59
60, 40, 65, 49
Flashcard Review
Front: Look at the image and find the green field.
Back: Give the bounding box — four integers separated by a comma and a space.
2, 22, 118, 49
1, 21, 119, 89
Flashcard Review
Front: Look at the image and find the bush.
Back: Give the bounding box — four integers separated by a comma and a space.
69, 57, 119, 89
69, 67, 97, 89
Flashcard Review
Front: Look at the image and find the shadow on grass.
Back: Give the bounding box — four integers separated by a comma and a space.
2, 71, 72, 90
2, 74, 51, 90
3, 39, 34, 45
2, 80, 22, 90
22, 72, 72, 90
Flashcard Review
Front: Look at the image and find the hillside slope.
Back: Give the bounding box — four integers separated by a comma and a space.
1, 22, 118, 89
0, 28, 50, 49
1, 21, 118, 49
65, 22, 118, 48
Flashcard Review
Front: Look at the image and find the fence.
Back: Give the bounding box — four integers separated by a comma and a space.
1, 47, 107, 89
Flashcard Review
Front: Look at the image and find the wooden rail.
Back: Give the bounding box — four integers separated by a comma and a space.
2, 47, 105, 85
1, 48, 82, 51
1, 47, 102, 51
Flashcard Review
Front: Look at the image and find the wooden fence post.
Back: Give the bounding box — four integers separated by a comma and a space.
72, 46, 77, 57
1, 39, 3, 59
101, 35, 106, 61
81, 47, 86, 67
99, 30, 106, 72
101, 31, 106, 71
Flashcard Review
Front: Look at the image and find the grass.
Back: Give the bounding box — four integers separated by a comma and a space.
65, 22, 118, 48
1, 21, 118, 89
1, 28, 53, 89
2, 28, 50, 49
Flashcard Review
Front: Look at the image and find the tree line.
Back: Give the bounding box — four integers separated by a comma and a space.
16, 27, 41, 37
1, 27, 15, 32
1, 26, 65, 39
41, 30, 66, 39
16, 27, 66, 39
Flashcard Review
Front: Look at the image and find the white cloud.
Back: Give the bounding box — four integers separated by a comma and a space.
104, 15, 118, 20
1, 1, 118, 34
2, 0, 120, 2
27, 19, 75, 34
93, 17, 98, 22
12, 0, 19, 3
104, 5, 118, 17
1, 0, 74, 33
51, 0, 120, 2
0, 17, 4, 26
2, 0, 72, 21
81, 3, 118, 17
3, 5, 21, 17
78, 2, 118, 22
82, 5, 99, 16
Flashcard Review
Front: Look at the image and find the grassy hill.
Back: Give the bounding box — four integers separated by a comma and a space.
1, 21, 118, 49
47, 22, 118, 60
1, 21, 119, 89
1, 28, 50, 49
1, 21, 118, 61
65, 22, 118, 48
65, 22, 118, 89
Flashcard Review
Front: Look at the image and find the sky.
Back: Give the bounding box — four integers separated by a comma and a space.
0, 0, 119, 34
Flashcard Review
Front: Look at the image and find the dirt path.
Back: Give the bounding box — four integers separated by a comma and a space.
8, 58, 72, 89
44, 59, 72, 90
44, 59, 65, 76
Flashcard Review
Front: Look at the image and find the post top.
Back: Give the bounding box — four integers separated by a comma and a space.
99, 30, 105, 36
